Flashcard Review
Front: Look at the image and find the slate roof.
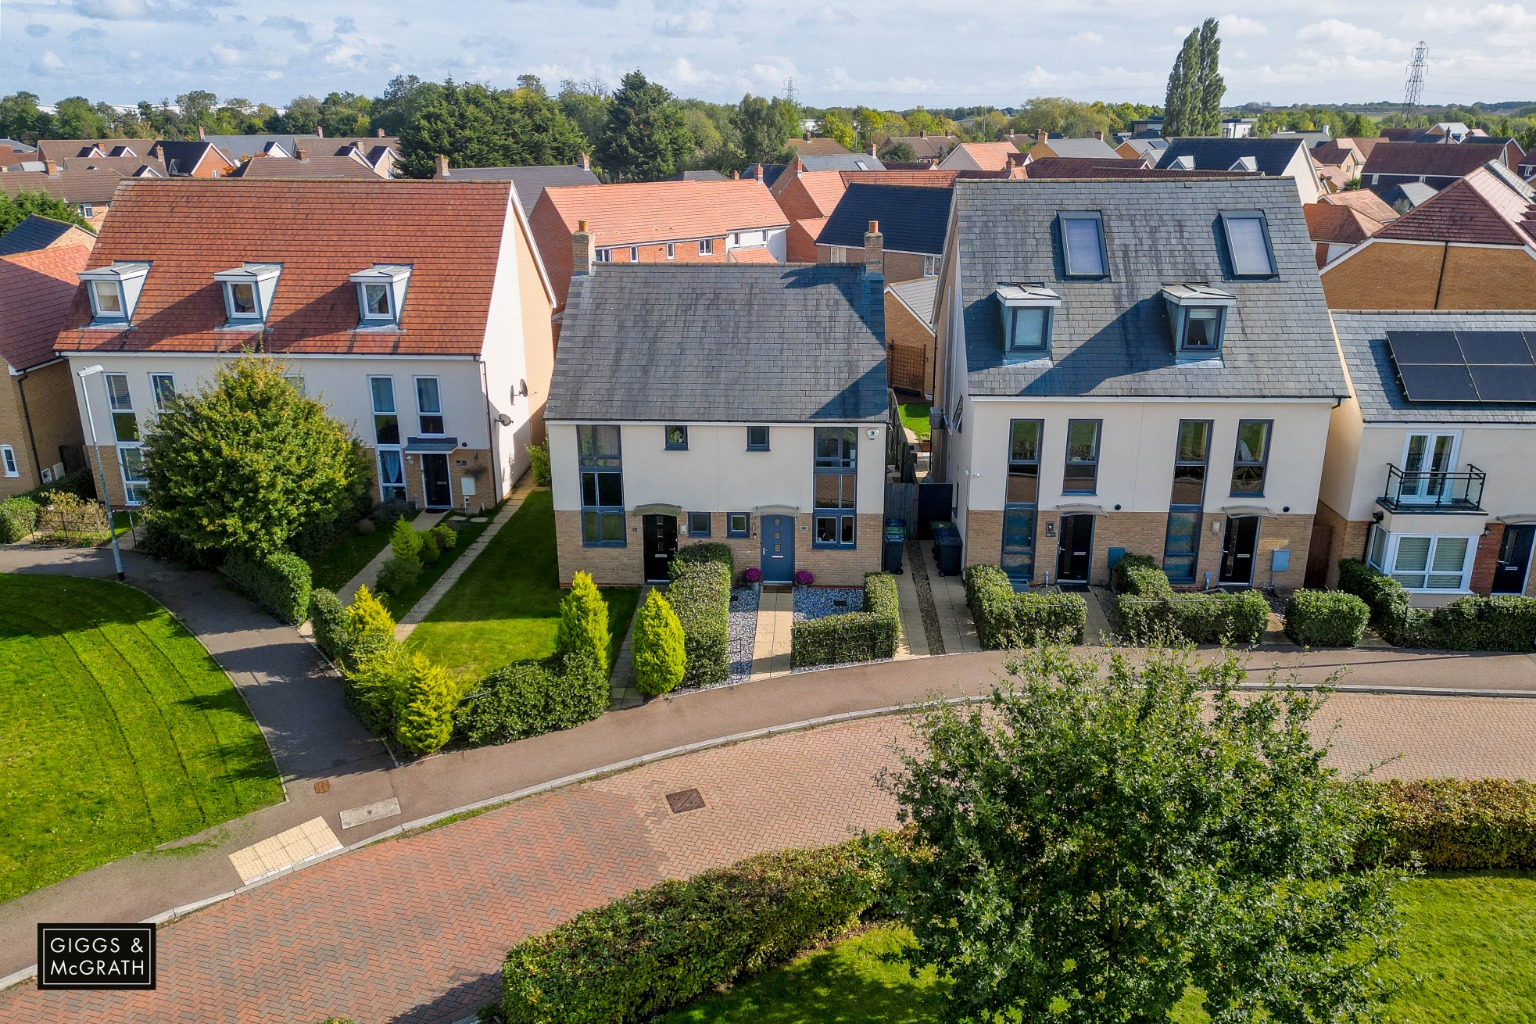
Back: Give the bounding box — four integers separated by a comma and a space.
548, 264, 887, 423
743, 163, 787, 188
676, 169, 730, 181
228, 154, 385, 180
442, 164, 601, 216
199, 135, 401, 163
794, 153, 884, 173
1022, 158, 1248, 180
817, 184, 952, 255
63, 155, 169, 177
156, 140, 228, 176
55, 179, 516, 358
889, 276, 937, 326
0, 168, 130, 204
1378, 182, 1438, 209
0, 139, 35, 153
0, 216, 93, 256
1155, 138, 1307, 177
1362, 143, 1503, 180
1332, 311, 1536, 424
35, 139, 144, 163
951, 178, 1347, 400
1270, 131, 1334, 149
879, 134, 959, 160
0, 244, 92, 370
1034, 137, 1121, 160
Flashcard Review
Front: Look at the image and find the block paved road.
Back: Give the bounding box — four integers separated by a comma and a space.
5, 693, 1536, 1024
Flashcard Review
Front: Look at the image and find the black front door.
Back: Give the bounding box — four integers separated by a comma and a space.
1056, 514, 1094, 584
642, 514, 678, 583
422, 454, 452, 510
1493, 525, 1536, 594
1219, 515, 1261, 586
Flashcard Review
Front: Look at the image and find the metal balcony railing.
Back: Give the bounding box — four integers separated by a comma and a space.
1379, 462, 1486, 512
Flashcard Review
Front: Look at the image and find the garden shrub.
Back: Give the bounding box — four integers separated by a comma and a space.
1357, 778, 1536, 870
527, 441, 552, 487
336, 585, 397, 671
430, 522, 458, 550
1337, 558, 1410, 634
963, 564, 1087, 648
556, 571, 611, 674
1404, 595, 1536, 652
136, 508, 222, 568
35, 492, 110, 544
672, 541, 733, 579
633, 590, 687, 697
790, 573, 902, 668
391, 517, 424, 565
419, 531, 441, 565
393, 652, 461, 755
308, 588, 347, 660
222, 550, 313, 625
1112, 553, 1173, 598
355, 517, 377, 536
1283, 589, 1370, 647
0, 496, 39, 543
375, 555, 422, 596
455, 651, 607, 746
342, 644, 409, 737
371, 497, 411, 528
669, 561, 731, 686
501, 840, 886, 1024
1114, 590, 1269, 645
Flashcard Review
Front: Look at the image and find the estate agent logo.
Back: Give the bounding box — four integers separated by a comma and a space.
37, 924, 156, 990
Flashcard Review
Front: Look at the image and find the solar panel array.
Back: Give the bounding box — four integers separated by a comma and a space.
1385, 330, 1536, 403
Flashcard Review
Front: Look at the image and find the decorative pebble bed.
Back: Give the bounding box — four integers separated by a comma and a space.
793, 586, 864, 621
726, 585, 759, 683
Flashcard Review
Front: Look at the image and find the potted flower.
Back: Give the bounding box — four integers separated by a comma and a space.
743, 567, 763, 585
794, 569, 815, 587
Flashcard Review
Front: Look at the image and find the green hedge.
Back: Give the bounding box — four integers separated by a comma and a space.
501, 841, 884, 1024
1358, 778, 1536, 870
1111, 553, 1173, 598
669, 561, 731, 686
673, 541, 734, 579
455, 651, 607, 746
1283, 589, 1370, 647
222, 550, 313, 625
1337, 558, 1411, 633
1405, 595, 1536, 652
790, 572, 901, 669
0, 496, 39, 543
963, 564, 1087, 648
1114, 590, 1269, 645
308, 588, 347, 661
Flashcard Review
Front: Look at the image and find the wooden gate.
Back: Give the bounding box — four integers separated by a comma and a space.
884, 481, 918, 530
889, 344, 929, 394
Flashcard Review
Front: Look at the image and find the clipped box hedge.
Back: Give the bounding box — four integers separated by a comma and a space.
501, 841, 883, 1024
0, 496, 39, 543
673, 541, 734, 580
963, 564, 1087, 648
1337, 558, 1412, 634
1358, 778, 1536, 870
1111, 553, 1173, 598
1283, 589, 1370, 647
669, 560, 731, 687
1114, 589, 1270, 645
455, 651, 607, 746
308, 588, 347, 660
222, 549, 313, 625
790, 573, 901, 669
1338, 558, 1536, 651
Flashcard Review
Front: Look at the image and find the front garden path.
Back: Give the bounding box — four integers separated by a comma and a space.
337, 509, 446, 604
748, 585, 795, 679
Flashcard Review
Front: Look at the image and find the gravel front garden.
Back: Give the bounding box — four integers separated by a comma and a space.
793, 586, 863, 620
726, 585, 758, 683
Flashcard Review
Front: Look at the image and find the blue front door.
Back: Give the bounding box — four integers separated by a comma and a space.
760, 515, 795, 583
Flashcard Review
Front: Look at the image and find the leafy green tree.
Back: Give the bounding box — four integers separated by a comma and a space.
878, 140, 917, 162
633, 589, 686, 697
557, 78, 612, 154
0, 91, 49, 142
397, 80, 586, 178
818, 108, 858, 150
1012, 96, 1110, 140
143, 356, 368, 558
556, 571, 611, 673
393, 652, 459, 755
51, 97, 108, 139
390, 517, 424, 565
731, 93, 802, 165
318, 91, 372, 137
883, 647, 1402, 1024
595, 70, 693, 181
0, 191, 91, 235
276, 95, 323, 135
1194, 19, 1225, 137
369, 75, 429, 138
1164, 19, 1224, 136
175, 89, 219, 138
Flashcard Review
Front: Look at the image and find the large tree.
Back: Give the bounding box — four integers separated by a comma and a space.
1164, 18, 1224, 136
397, 79, 586, 178
0, 190, 91, 236
595, 70, 693, 181
143, 357, 369, 558
730, 93, 801, 166
883, 647, 1402, 1024
1013, 96, 1111, 140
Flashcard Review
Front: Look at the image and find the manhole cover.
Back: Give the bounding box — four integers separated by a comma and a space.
313, 779, 331, 794
665, 788, 705, 814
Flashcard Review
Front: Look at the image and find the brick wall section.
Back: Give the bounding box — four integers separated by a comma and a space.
0, 376, 36, 498
1311, 500, 1374, 587
0, 368, 82, 499
556, 509, 644, 586
794, 513, 882, 587
1322, 242, 1536, 310
817, 244, 928, 283
885, 292, 935, 395
1470, 521, 1502, 595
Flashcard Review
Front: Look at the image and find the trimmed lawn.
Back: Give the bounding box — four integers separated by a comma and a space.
0, 574, 282, 902
380, 511, 497, 620
306, 511, 418, 592
406, 489, 638, 680
657, 873, 1536, 1024
898, 402, 931, 440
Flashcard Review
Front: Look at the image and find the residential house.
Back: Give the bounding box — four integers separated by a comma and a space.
1126, 116, 1164, 138
52, 179, 556, 511
1320, 164, 1536, 309
1221, 117, 1256, 138
433, 156, 601, 216
938, 141, 1023, 172
930, 178, 1347, 591
1519, 149, 1536, 181
887, 276, 937, 396
785, 133, 853, 157
200, 132, 401, 176
1317, 188, 1400, 225
0, 167, 141, 229
816, 184, 950, 281
228, 147, 388, 179
154, 140, 236, 177
1304, 202, 1384, 268
546, 233, 889, 587
1020, 158, 1240, 180
1360, 143, 1513, 194
0, 243, 92, 496
1378, 181, 1439, 212
778, 152, 885, 174
878, 131, 959, 162
1270, 129, 1334, 150
0, 215, 96, 257
1155, 138, 1325, 204
1311, 141, 1364, 191
1315, 311, 1536, 598
529, 179, 790, 307
35, 139, 155, 163
1022, 132, 1123, 162
1116, 137, 1168, 164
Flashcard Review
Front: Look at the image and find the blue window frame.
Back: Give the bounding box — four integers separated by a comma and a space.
1002, 419, 1042, 585
813, 426, 857, 548
1163, 420, 1211, 582
747, 425, 770, 451
727, 512, 749, 538
578, 424, 625, 546
688, 511, 711, 536
1231, 419, 1271, 496
1063, 419, 1100, 495
665, 425, 688, 450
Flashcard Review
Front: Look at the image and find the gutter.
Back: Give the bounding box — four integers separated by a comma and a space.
14, 368, 44, 485
1433, 241, 1451, 309
478, 355, 501, 506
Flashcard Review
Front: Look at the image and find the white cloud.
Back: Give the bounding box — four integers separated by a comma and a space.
795, 7, 857, 27
32, 50, 67, 74
1219, 14, 1268, 37
656, 9, 718, 37
661, 57, 725, 89
1417, 3, 1536, 31
1069, 31, 1105, 45
1296, 18, 1391, 51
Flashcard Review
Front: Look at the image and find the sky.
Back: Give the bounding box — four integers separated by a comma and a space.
3, 0, 1535, 110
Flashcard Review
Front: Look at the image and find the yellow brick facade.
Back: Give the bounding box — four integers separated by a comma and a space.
885, 290, 935, 396
1322, 241, 1536, 310
0, 362, 85, 498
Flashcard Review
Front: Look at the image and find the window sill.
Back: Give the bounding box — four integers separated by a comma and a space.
581, 541, 628, 549
811, 543, 857, 551
746, 448, 770, 453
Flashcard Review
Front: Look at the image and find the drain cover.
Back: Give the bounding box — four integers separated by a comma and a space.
313, 779, 331, 794
665, 788, 705, 813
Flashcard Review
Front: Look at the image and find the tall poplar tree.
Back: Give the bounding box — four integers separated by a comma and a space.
1163, 18, 1224, 136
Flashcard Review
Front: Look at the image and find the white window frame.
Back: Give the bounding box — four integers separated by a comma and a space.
360, 282, 393, 322
830, 245, 847, 262
1398, 431, 1460, 503
118, 444, 148, 506
79, 203, 95, 219
1, 444, 18, 478
666, 242, 676, 260
595, 248, 612, 263
285, 374, 307, 397
628, 246, 638, 262
923, 254, 941, 277
699, 238, 715, 256
89, 280, 125, 320
223, 281, 261, 321
1373, 529, 1476, 592
149, 373, 175, 411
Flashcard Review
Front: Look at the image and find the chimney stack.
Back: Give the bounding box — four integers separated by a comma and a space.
316, 126, 325, 137
752, 164, 762, 181
803, 129, 812, 141
434, 153, 449, 179
376, 128, 385, 137
295, 147, 307, 162
579, 151, 590, 170
919, 129, 927, 139
732, 169, 740, 179
1036, 129, 1048, 146
197, 126, 206, 140
863, 219, 884, 280
868, 142, 878, 157
1006, 128, 1015, 138
572, 220, 596, 277
44, 160, 57, 176
1094, 129, 1104, 141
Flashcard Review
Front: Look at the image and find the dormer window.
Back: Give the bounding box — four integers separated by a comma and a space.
349, 264, 411, 327
1162, 285, 1236, 358
995, 284, 1062, 360
79, 261, 150, 324
1220, 211, 1276, 277
213, 263, 281, 326
1059, 212, 1107, 278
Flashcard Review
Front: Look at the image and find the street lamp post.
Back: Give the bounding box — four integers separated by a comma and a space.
77, 364, 125, 582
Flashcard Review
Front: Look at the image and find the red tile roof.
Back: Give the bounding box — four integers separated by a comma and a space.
837, 169, 959, 188
0, 168, 133, 204
0, 244, 91, 370
55, 179, 517, 357
726, 245, 778, 264
1318, 189, 1399, 223
229, 155, 386, 179
1304, 203, 1381, 245
945, 142, 1021, 170
536, 179, 787, 245
785, 137, 852, 157
1375, 170, 1534, 246
774, 170, 849, 220
786, 217, 827, 263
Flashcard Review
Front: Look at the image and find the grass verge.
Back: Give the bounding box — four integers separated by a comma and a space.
306, 511, 418, 593
898, 402, 931, 440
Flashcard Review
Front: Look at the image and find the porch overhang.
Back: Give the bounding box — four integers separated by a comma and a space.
754, 504, 800, 517
404, 436, 458, 453
1218, 504, 1277, 519
632, 502, 682, 518
1053, 503, 1107, 516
